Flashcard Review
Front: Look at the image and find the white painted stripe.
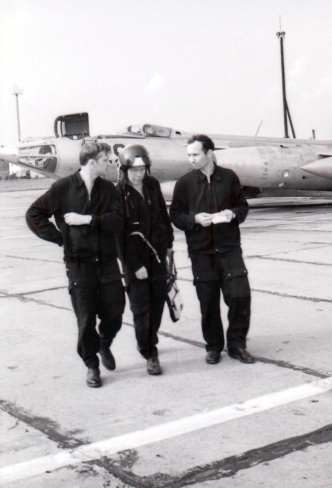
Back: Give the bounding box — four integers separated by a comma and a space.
0, 207, 29, 210
1, 376, 332, 484
0, 235, 34, 240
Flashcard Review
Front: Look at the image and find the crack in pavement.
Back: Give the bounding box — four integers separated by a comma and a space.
0, 286, 67, 298
247, 256, 332, 266
2, 395, 332, 487
0, 400, 87, 449
117, 323, 330, 379
157, 423, 332, 487
253, 356, 329, 379
87, 421, 332, 487
3, 254, 63, 264
251, 288, 332, 303
243, 238, 332, 246
175, 278, 332, 303
1, 293, 329, 380
246, 228, 332, 234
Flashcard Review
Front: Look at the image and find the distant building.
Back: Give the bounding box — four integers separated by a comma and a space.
9, 163, 43, 179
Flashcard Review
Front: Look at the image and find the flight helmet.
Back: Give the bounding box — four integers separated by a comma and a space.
119, 144, 151, 170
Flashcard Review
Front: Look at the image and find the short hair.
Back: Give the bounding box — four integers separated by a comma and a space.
79, 142, 111, 166
187, 134, 215, 154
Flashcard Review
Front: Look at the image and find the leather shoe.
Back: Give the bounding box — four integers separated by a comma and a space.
99, 347, 116, 371
228, 348, 255, 364
87, 368, 102, 387
147, 358, 162, 375
206, 350, 221, 364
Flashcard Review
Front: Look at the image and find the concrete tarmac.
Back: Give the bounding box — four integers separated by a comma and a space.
1, 183, 332, 487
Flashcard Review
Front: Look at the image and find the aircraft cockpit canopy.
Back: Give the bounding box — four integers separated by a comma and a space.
119, 124, 171, 138
142, 124, 171, 137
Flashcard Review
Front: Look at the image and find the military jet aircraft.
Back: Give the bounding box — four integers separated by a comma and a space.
1, 112, 332, 200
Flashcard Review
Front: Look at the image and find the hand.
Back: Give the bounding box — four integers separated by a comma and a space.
64, 213, 92, 226
195, 212, 213, 227
221, 210, 234, 222
223, 209, 234, 222
135, 266, 148, 280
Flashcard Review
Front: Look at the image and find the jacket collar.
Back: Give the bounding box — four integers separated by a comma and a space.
73, 170, 101, 188
73, 170, 85, 187
195, 163, 221, 182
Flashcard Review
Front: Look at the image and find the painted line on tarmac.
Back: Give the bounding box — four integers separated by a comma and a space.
0, 234, 34, 240
1, 376, 332, 484
0, 207, 30, 210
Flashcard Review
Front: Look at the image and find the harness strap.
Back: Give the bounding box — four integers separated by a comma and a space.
130, 231, 161, 264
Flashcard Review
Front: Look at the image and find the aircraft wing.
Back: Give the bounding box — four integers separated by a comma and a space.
182, 144, 229, 149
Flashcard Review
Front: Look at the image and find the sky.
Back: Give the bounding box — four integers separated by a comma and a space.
1, 0, 332, 144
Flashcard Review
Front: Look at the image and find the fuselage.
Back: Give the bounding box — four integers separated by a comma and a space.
1, 123, 332, 198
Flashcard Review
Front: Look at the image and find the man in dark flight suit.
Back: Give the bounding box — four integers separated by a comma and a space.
26, 142, 125, 387
116, 144, 174, 375
170, 134, 255, 365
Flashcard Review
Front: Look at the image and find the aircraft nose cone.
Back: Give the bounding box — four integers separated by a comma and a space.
301, 157, 332, 180
0, 145, 20, 164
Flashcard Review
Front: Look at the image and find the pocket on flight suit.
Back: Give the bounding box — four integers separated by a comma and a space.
65, 263, 98, 294
224, 267, 250, 298
190, 253, 219, 283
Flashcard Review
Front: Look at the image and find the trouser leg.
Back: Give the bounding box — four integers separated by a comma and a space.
70, 286, 100, 369
223, 293, 251, 349
150, 280, 168, 335
98, 280, 125, 349
195, 281, 225, 352
127, 280, 167, 359
220, 250, 251, 350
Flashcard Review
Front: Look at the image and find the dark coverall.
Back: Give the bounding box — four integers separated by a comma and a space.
26, 171, 125, 368
170, 164, 251, 353
116, 176, 174, 359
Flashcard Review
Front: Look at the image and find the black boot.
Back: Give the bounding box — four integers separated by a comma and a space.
87, 367, 102, 387
99, 346, 116, 371
147, 358, 162, 375
228, 348, 255, 364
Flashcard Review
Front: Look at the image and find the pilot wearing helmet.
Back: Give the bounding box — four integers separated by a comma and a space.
116, 144, 174, 375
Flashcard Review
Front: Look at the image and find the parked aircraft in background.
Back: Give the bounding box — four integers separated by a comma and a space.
1, 112, 332, 200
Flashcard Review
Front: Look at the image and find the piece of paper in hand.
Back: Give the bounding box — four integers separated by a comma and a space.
212, 214, 229, 224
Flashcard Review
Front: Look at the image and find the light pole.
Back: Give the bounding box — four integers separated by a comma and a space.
276, 31, 288, 138
276, 31, 296, 139
11, 85, 24, 141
